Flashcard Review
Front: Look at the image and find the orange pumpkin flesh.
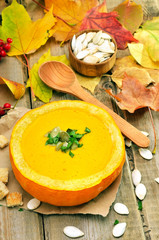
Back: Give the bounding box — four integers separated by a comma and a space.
9, 100, 125, 206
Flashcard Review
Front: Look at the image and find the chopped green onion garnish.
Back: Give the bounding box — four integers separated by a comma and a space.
138, 200, 142, 211
113, 219, 119, 225
45, 127, 91, 157
69, 151, 74, 158
85, 127, 91, 133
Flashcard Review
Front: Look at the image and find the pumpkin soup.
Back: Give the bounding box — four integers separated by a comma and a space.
10, 100, 125, 206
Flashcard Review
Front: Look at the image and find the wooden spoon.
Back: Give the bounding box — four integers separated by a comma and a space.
39, 61, 150, 147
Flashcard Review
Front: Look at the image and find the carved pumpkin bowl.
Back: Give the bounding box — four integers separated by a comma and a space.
9, 100, 125, 206
68, 29, 117, 76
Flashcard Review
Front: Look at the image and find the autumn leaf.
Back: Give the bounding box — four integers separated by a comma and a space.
0, 77, 25, 99
0, 0, 56, 56
112, 67, 154, 88
128, 43, 159, 69
26, 49, 69, 103
113, 56, 159, 84
113, 0, 143, 33
106, 74, 159, 113
76, 73, 100, 94
80, 1, 138, 49
133, 17, 159, 62
44, 0, 98, 42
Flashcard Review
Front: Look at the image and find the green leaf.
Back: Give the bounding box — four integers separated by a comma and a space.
27, 49, 69, 103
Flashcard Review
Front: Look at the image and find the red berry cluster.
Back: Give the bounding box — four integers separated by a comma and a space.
0, 38, 13, 61
0, 103, 12, 117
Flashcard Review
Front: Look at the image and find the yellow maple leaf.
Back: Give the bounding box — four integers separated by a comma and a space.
0, 0, 56, 56
44, 0, 98, 41
113, 56, 159, 84
112, 67, 154, 88
128, 43, 159, 69
76, 73, 100, 94
0, 77, 25, 99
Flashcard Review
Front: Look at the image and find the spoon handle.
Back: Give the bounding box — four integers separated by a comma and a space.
71, 84, 149, 147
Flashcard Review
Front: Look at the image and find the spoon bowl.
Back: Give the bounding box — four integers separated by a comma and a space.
39, 61, 76, 93
38, 61, 150, 147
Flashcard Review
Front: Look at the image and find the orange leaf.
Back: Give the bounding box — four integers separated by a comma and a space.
113, 0, 143, 33
0, 77, 25, 99
45, 0, 98, 42
106, 74, 159, 113
80, 1, 138, 49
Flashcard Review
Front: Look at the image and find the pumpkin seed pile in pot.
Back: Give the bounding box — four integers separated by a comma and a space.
71, 30, 115, 64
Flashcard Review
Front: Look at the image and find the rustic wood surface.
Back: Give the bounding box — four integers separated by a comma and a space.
0, 0, 159, 239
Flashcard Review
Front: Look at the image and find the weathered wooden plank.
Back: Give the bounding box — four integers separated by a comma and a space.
126, 109, 159, 240
0, 207, 44, 240
0, 3, 44, 239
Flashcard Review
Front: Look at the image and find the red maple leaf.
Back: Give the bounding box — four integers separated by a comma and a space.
80, 2, 138, 49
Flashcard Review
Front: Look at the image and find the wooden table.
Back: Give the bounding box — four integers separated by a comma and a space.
0, 0, 159, 239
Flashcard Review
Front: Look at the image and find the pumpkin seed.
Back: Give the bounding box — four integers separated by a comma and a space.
112, 222, 126, 238
63, 141, 68, 147
50, 126, 61, 138
125, 138, 132, 147
101, 32, 112, 39
132, 169, 141, 186
141, 131, 149, 136
98, 38, 104, 45
71, 142, 78, 150
114, 203, 129, 215
93, 51, 105, 59
98, 41, 114, 53
85, 32, 96, 42
93, 30, 103, 44
82, 39, 88, 49
71, 35, 76, 51
59, 131, 70, 142
76, 49, 90, 59
139, 148, 153, 160
87, 46, 98, 55
110, 41, 115, 50
83, 55, 99, 64
63, 226, 84, 238
74, 40, 82, 55
135, 183, 146, 200
76, 32, 86, 43
27, 198, 41, 210
155, 178, 159, 183
99, 57, 109, 63
55, 141, 63, 151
